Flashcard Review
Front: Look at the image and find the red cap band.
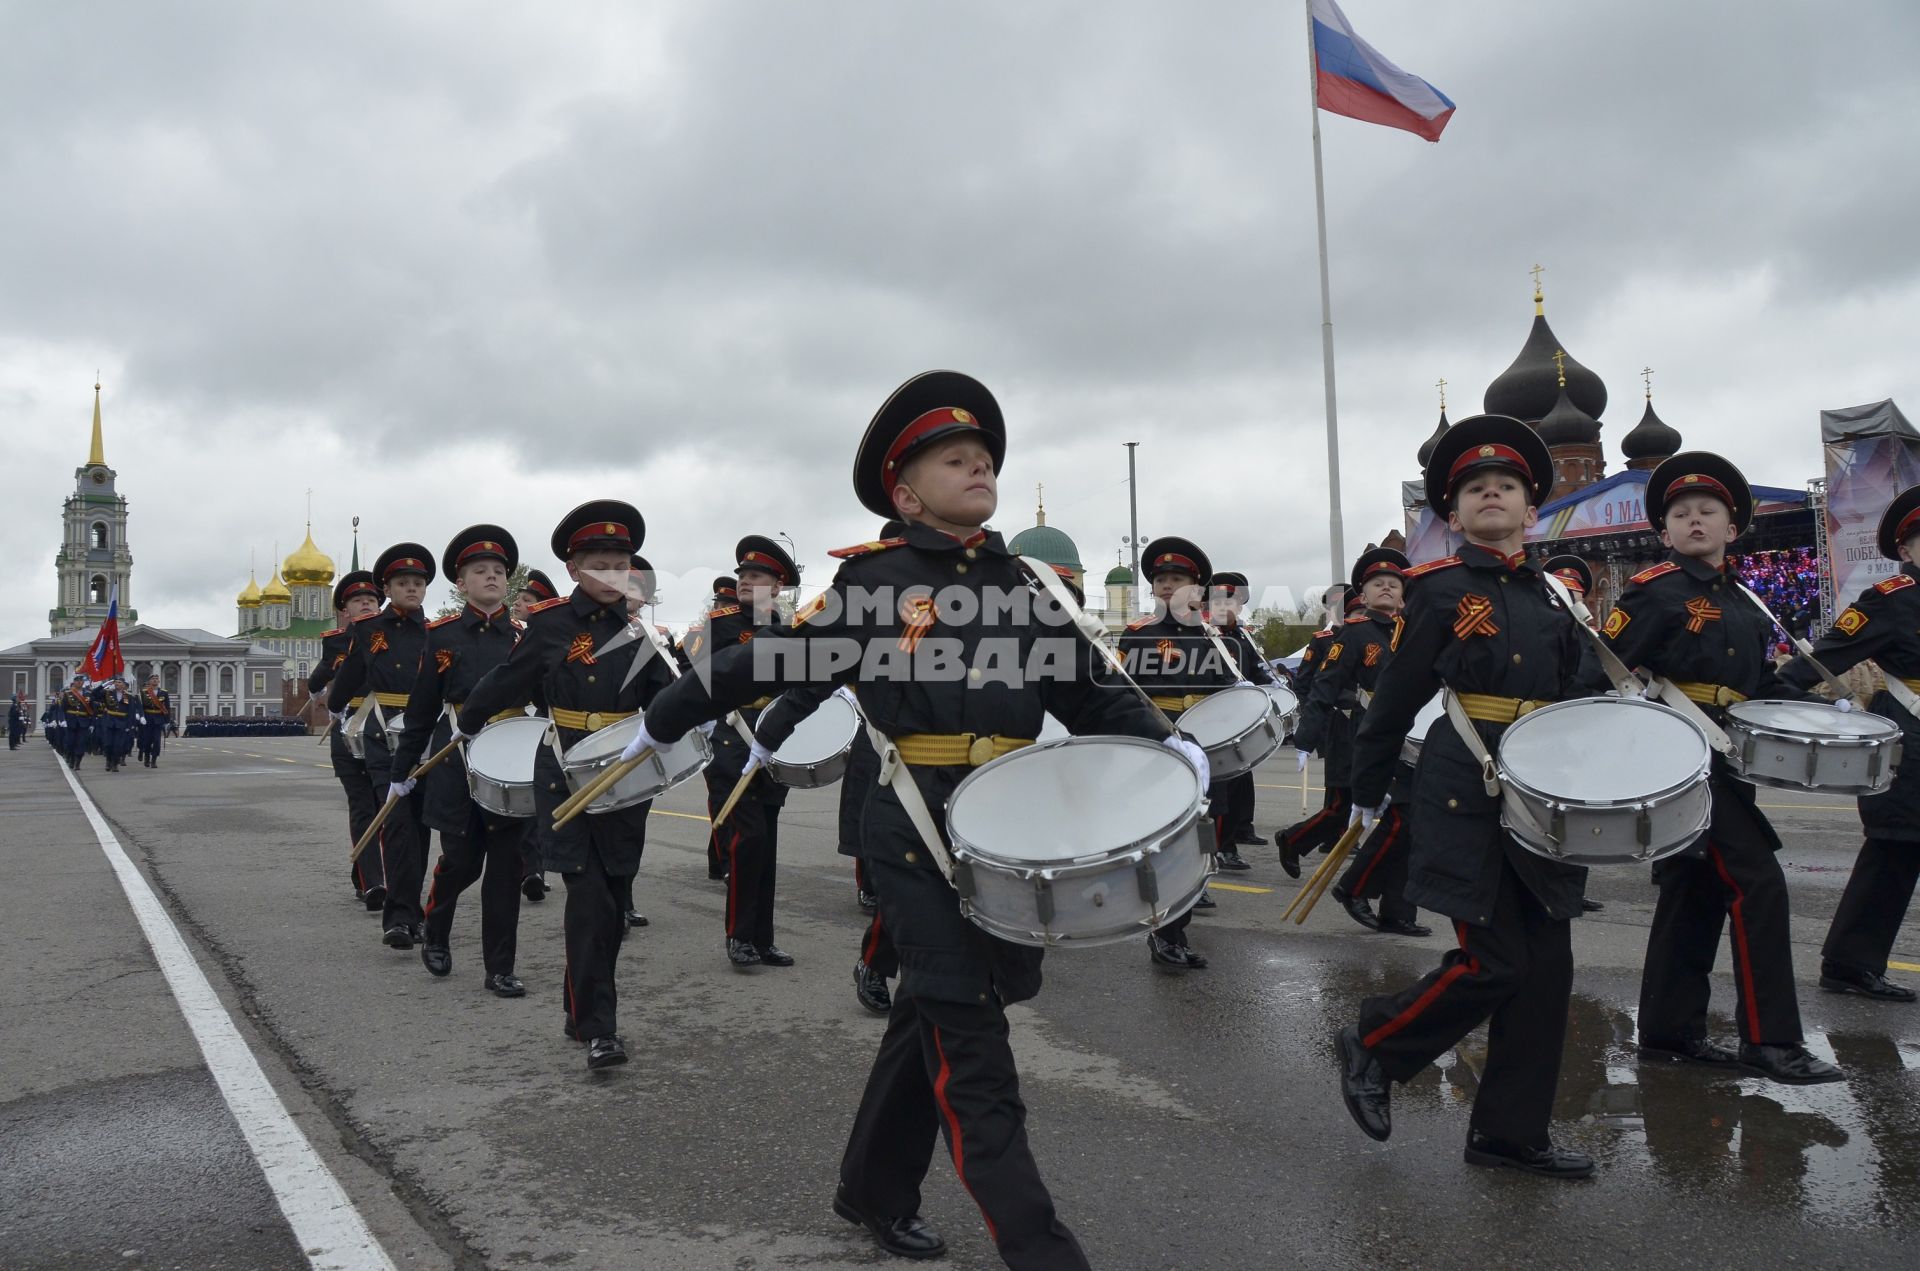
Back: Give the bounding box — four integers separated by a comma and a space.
1150, 552, 1199, 576
456, 540, 508, 568
567, 521, 630, 551
882, 408, 982, 497
1551, 568, 1587, 593
340, 580, 379, 602
1360, 561, 1406, 581
1898, 508, 1920, 544
383, 557, 428, 580
522, 576, 556, 601
1664, 474, 1734, 507
737, 550, 790, 583
1446, 443, 1532, 495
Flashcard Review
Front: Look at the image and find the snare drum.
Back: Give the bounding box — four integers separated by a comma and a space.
466, 715, 549, 818
1496, 697, 1712, 866
1180, 684, 1284, 779
944, 736, 1211, 947
1400, 697, 1446, 766
343, 707, 371, 761
1723, 699, 1902, 795
768, 692, 860, 788
1262, 683, 1300, 734
561, 714, 711, 813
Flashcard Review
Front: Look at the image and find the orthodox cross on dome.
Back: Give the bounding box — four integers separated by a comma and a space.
1552, 348, 1567, 388
1642, 366, 1654, 399
1435, 377, 1447, 411
1529, 262, 1545, 314
1035, 482, 1046, 526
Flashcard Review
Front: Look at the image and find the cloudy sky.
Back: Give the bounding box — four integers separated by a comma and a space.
4, 0, 1917, 648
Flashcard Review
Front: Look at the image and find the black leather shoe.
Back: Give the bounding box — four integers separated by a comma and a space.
1638, 1037, 1741, 1068
420, 943, 452, 977
1335, 888, 1380, 931
623, 909, 649, 928
1820, 966, 1918, 1002
1234, 827, 1268, 846
832, 1187, 947, 1260
758, 944, 795, 967
1737, 1043, 1846, 1085
1580, 897, 1604, 912
1147, 933, 1192, 970
382, 924, 415, 950
1337, 1025, 1391, 1142
363, 885, 386, 912
521, 875, 547, 902
1377, 918, 1432, 937
1464, 1131, 1594, 1179
856, 888, 879, 914
1216, 851, 1252, 872
586, 1036, 628, 1070
1183, 947, 1209, 970
727, 937, 763, 969
485, 973, 525, 997
854, 961, 892, 1014
1192, 891, 1217, 912
1279, 840, 1302, 880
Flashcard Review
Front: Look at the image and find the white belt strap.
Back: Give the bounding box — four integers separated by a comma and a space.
864, 718, 961, 888
640, 617, 759, 748
1735, 581, 1852, 701
1868, 661, 1920, 718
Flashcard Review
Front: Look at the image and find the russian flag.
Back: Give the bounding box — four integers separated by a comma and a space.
1311, 0, 1455, 142
82, 584, 126, 682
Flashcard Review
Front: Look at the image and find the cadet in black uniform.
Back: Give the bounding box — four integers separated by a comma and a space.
7, 693, 26, 750
1280, 590, 1361, 873
509, 568, 561, 903
1543, 554, 1607, 915
1118, 536, 1235, 969
685, 535, 802, 969
1782, 485, 1920, 1003
1298, 547, 1430, 936
688, 576, 738, 884
311, 570, 386, 908
620, 372, 1185, 1268
393, 527, 528, 996
609, 550, 671, 930
60, 675, 93, 768
1600, 453, 1844, 1084
1207, 570, 1278, 861
327, 544, 437, 948
1336, 415, 1595, 1178
454, 502, 675, 1071
136, 675, 174, 767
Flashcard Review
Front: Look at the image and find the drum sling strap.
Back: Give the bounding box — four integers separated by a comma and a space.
1868, 662, 1920, 717
861, 717, 964, 891
1014, 554, 1182, 740
1733, 581, 1854, 701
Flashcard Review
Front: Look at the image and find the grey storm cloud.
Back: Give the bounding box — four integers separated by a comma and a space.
2, 0, 1918, 647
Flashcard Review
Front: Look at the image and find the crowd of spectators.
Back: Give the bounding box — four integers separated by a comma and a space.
1733, 546, 1823, 645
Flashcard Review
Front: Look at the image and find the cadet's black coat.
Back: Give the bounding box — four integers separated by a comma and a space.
310, 626, 368, 780
1297, 608, 1413, 801
1115, 608, 1239, 717
681, 603, 786, 808
1350, 544, 1589, 924
1211, 621, 1276, 686
392, 603, 520, 834
324, 604, 431, 784
1783, 563, 1920, 840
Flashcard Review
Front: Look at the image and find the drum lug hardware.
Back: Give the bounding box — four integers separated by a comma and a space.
1548, 806, 1566, 847
1741, 734, 1757, 770
1636, 806, 1653, 848
951, 862, 976, 900
1805, 741, 1821, 786
1134, 854, 1160, 905
1033, 874, 1056, 926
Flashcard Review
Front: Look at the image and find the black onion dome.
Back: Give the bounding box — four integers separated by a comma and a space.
1535, 383, 1600, 446
1621, 397, 1682, 461
1483, 314, 1607, 423
1416, 408, 1450, 466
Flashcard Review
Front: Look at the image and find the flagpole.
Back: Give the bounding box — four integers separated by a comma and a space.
1304, 0, 1345, 586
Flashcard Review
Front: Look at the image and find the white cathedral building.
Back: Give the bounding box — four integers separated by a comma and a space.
0, 384, 286, 717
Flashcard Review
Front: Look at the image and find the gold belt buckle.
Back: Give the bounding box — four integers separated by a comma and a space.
967, 735, 994, 766
585, 711, 605, 732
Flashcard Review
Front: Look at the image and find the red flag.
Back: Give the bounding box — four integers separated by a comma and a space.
82, 585, 125, 681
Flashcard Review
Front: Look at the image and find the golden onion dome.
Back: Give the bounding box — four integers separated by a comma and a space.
260, 567, 292, 605
237, 572, 263, 608
283, 525, 336, 585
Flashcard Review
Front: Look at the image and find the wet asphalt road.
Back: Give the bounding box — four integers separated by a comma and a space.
2, 734, 1916, 1270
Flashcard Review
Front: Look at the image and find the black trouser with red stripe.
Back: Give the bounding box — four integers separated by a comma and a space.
563, 841, 631, 1041
422, 822, 525, 977
859, 862, 899, 977
335, 764, 382, 896
1280, 784, 1352, 855
367, 733, 430, 931
1641, 827, 1803, 1047
1338, 805, 1417, 925
712, 782, 780, 950
1357, 854, 1572, 1148
1823, 836, 1920, 978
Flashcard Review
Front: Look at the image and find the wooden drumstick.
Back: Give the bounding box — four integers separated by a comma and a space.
709, 763, 760, 830
1281, 819, 1364, 922
1293, 821, 1366, 925
551, 749, 654, 830
348, 734, 466, 862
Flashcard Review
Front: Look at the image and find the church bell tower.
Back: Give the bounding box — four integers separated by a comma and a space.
50, 381, 136, 635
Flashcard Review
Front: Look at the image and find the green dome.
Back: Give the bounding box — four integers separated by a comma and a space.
1007, 524, 1082, 570
1104, 564, 1134, 585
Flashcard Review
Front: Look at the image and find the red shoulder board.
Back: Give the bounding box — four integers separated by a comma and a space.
828, 537, 909, 560
707, 604, 742, 619
1629, 561, 1682, 585
527, 595, 570, 615
1125, 615, 1157, 631
321, 627, 345, 638
427, 613, 461, 629
1873, 574, 1915, 594
1343, 613, 1370, 624
1404, 556, 1461, 580
350, 610, 380, 624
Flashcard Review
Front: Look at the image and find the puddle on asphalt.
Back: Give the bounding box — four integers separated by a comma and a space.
1287, 959, 1920, 1226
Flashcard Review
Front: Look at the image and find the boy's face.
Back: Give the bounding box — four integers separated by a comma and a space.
1447, 471, 1535, 541
1152, 570, 1203, 616
569, 549, 629, 604
1901, 531, 1920, 565
1208, 586, 1245, 620
1660, 493, 1737, 559
459, 559, 511, 609
734, 567, 780, 609
624, 574, 656, 616
342, 593, 380, 621
1361, 574, 1404, 613
510, 590, 537, 621
386, 574, 428, 610
893, 436, 997, 528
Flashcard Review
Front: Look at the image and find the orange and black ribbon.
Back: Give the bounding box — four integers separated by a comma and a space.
1453, 594, 1499, 640
565, 633, 597, 666
1683, 596, 1721, 634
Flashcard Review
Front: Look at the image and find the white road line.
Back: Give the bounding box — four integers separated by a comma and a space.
58, 761, 396, 1271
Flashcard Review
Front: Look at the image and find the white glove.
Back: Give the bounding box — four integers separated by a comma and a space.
1834, 697, 1855, 713
617, 722, 664, 763
1295, 748, 1311, 773
697, 719, 717, 739
1164, 735, 1211, 787
833, 684, 857, 704
330, 709, 349, 727
446, 722, 472, 744
135, 715, 147, 725
389, 776, 417, 797
1349, 797, 1389, 833
748, 737, 775, 769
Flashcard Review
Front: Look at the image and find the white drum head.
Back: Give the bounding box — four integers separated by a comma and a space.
468, 715, 547, 783
948, 737, 1202, 865
1726, 699, 1900, 740
1499, 698, 1709, 802
1263, 684, 1299, 717
564, 714, 642, 764
774, 693, 859, 765
1180, 684, 1273, 747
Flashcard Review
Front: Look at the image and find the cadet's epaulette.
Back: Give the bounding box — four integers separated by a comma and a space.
321, 627, 345, 638
1403, 555, 1461, 580
1125, 614, 1158, 631
707, 604, 742, 619
1629, 561, 1682, 586
351, 610, 380, 624
427, 612, 461, 629
1873, 574, 1915, 595
1343, 613, 1371, 624
527, 595, 570, 615
828, 537, 909, 560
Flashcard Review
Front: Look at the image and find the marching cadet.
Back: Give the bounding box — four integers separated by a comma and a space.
711, 575, 737, 605
8, 692, 27, 750
453, 502, 675, 1071
392, 526, 528, 997
95, 678, 135, 771
1543, 554, 1607, 915
1115, 536, 1234, 969
41, 694, 64, 754
1779, 485, 1920, 1003
61, 674, 94, 769
136, 674, 175, 767
327, 543, 437, 949
610, 551, 672, 931
1279, 589, 1361, 873
1599, 452, 1843, 1084
1291, 585, 1344, 701
617, 371, 1188, 1268
684, 534, 803, 969
1336, 415, 1595, 1178
1207, 570, 1279, 861
311, 569, 386, 909
510, 567, 560, 902
1296, 547, 1430, 936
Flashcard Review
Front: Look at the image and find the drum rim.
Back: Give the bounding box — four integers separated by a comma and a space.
1723, 698, 1901, 742
1497, 696, 1713, 805
466, 715, 551, 778
769, 695, 860, 771
1182, 683, 1276, 733
562, 714, 650, 766
946, 735, 1205, 867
